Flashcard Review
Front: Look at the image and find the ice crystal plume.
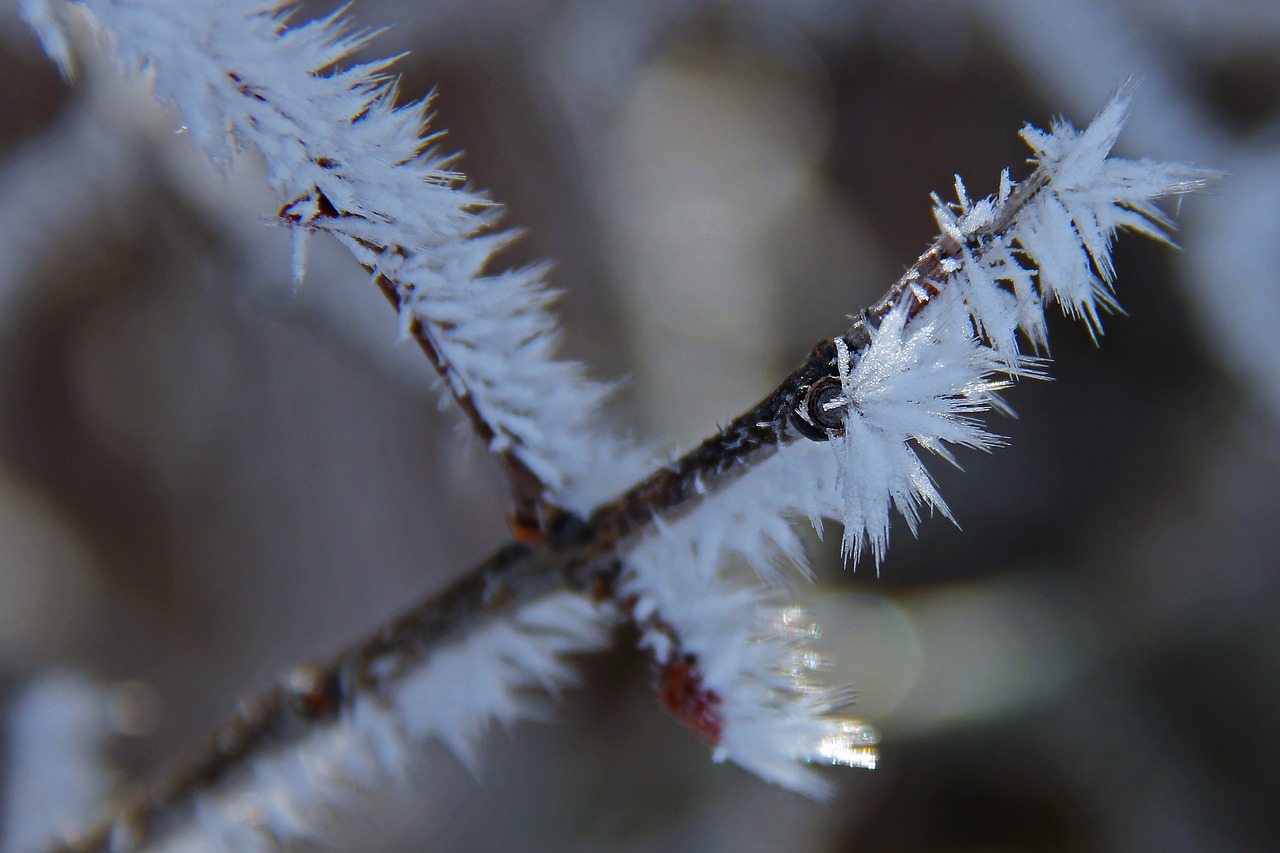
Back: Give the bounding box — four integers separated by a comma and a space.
622, 506, 879, 799
19, 0, 646, 513
931, 89, 1216, 354
829, 295, 1015, 568
140, 593, 611, 853
620, 91, 1209, 792
831, 89, 1215, 567
17, 0, 1216, 825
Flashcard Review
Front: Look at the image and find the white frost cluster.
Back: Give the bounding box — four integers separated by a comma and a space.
19, 0, 1214, 830
144, 593, 611, 853
20, 0, 645, 513
830, 89, 1208, 568
828, 295, 1017, 566
934, 92, 1210, 350
622, 89, 1210, 790
621, 459, 880, 797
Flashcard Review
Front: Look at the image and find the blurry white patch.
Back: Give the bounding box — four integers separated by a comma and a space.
2, 672, 116, 853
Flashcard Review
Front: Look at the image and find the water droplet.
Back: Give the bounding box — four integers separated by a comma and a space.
813, 719, 880, 770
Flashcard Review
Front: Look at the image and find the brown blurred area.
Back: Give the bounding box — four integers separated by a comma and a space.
3, 1, 1280, 850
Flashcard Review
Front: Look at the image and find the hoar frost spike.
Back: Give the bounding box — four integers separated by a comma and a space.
15, 1, 1214, 849
618, 86, 1213, 789
20, 0, 649, 535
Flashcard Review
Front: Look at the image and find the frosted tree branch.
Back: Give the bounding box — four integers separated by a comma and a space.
21, 0, 646, 539
47, 101, 1208, 842
16, 1, 1217, 850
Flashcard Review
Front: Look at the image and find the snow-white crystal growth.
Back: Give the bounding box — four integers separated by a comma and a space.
830, 294, 1016, 567
18, 0, 1215, 820
621, 89, 1210, 794
21, 0, 645, 512
827, 88, 1214, 568
146, 593, 612, 853
621, 499, 879, 799
935, 91, 1214, 352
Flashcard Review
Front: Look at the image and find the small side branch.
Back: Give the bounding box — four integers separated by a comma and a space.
370, 272, 568, 540
284, 187, 572, 541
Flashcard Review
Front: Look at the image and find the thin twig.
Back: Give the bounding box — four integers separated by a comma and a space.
370, 270, 567, 540
285, 186, 571, 543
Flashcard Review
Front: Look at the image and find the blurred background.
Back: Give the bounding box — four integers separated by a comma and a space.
2, 0, 1280, 850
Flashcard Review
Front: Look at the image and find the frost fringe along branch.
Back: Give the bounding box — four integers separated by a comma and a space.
16, 1, 1214, 851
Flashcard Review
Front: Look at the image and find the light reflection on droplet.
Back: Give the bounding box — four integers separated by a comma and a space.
775, 607, 821, 639
813, 719, 880, 770
798, 650, 826, 671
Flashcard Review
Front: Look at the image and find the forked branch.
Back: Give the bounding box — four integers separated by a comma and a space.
19, 1, 1214, 848
54, 137, 1207, 847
